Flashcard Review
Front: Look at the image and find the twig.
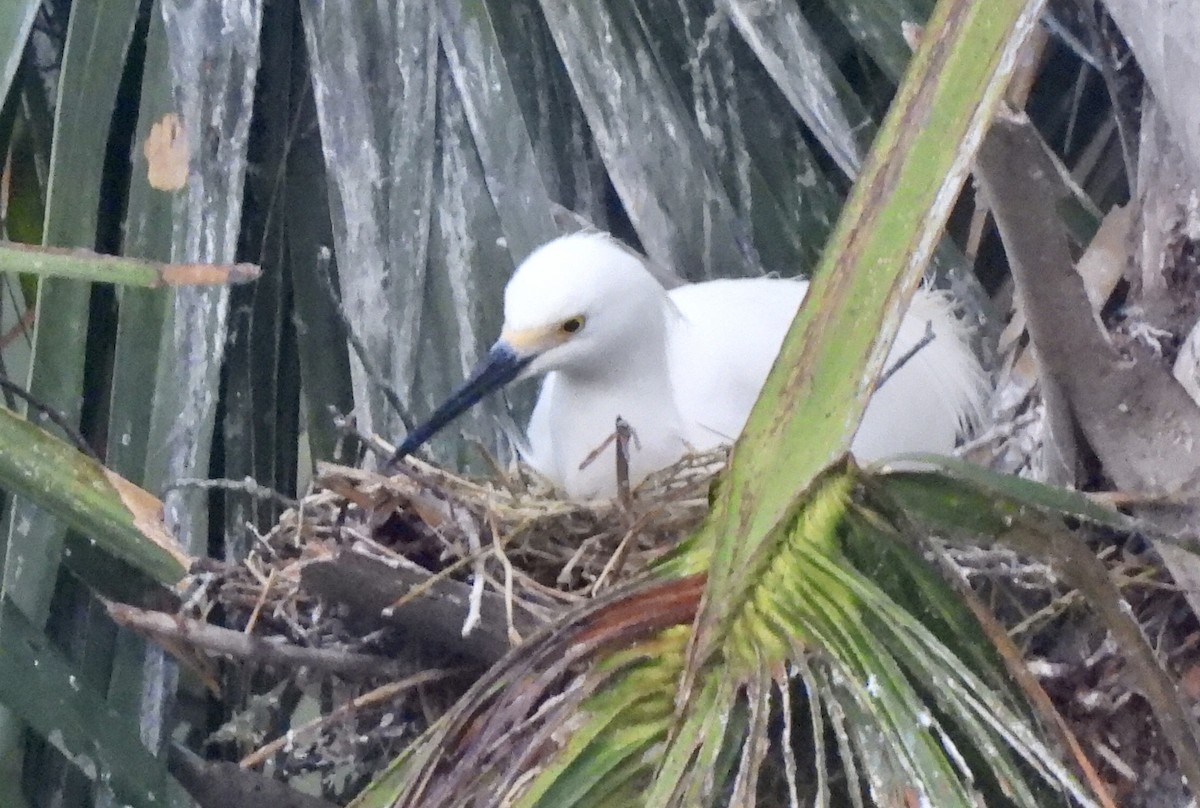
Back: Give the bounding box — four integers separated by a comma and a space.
381, 548, 481, 616
1091, 741, 1137, 784
331, 408, 396, 461
578, 419, 642, 473
0, 373, 100, 461
876, 319, 935, 390
557, 535, 602, 586
489, 511, 522, 646
953, 408, 1040, 456
577, 417, 641, 505
463, 520, 485, 639
314, 248, 413, 430
165, 476, 299, 510
614, 417, 635, 513
244, 568, 276, 636
590, 511, 654, 596
107, 601, 405, 680
578, 430, 617, 471
238, 668, 459, 770
0, 306, 35, 350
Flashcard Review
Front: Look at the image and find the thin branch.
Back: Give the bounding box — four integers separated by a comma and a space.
315, 248, 413, 430
0, 374, 100, 461
463, 521, 485, 639
164, 476, 299, 510
330, 407, 396, 461
577, 417, 640, 508
876, 319, 935, 390
0, 305, 35, 350
238, 668, 460, 769
107, 601, 405, 680
487, 510, 523, 646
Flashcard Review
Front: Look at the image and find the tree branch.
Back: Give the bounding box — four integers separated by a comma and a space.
107, 601, 407, 680
976, 109, 1200, 499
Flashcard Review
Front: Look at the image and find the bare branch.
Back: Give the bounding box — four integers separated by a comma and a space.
107, 601, 406, 680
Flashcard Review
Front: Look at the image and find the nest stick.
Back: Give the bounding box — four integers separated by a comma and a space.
238, 668, 459, 769
108, 602, 404, 680
463, 521, 486, 638
488, 511, 522, 645
243, 568, 276, 636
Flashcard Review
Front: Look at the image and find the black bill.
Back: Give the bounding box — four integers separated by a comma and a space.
390, 342, 532, 463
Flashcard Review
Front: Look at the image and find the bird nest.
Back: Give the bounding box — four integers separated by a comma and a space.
138, 449, 726, 798
112, 445, 1199, 805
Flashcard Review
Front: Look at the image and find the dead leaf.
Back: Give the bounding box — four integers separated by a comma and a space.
143, 113, 189, 191
1076, 204, 1132, 314
102, 466, 193, 573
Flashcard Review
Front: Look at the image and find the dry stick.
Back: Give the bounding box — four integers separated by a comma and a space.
243, 567, 276, 636
1091, 742, 1137, 784
379, 546, 483, 616
107, 602, 406, 680
614, 417, 635, 514
577, 418, 642, 472
577, 416, 640, 510
589, 510, 656, 596
238, 668, 460, 770
315, 249, 413, 431
165, 476, 299, 510
0, 373, 100, 461
557, 535, 603, 587
331, 408, 397, 462
463, 519, 486, 639
953, 408, 1039, 456
875, 319, 935, 390
0, 306, 35, 350
488, 510, 523, 646
513, 568, 581, 607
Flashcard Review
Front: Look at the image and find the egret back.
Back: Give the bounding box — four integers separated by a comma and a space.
854, 290, 990, 461
668, 277, 988, 461
667, 278, 809, 447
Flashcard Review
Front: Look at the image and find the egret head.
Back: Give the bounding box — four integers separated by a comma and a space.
500, 233, 666, 377
391, 233, 665, 461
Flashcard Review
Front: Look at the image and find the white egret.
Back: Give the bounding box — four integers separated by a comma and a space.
393, 232, 989, 499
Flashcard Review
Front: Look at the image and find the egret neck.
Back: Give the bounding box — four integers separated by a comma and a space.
525, 287, 689, 499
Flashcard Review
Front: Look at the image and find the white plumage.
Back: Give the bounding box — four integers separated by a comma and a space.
395, 232, 990, 499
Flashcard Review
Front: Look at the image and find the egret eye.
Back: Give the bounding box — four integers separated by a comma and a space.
561, 316, 585, 334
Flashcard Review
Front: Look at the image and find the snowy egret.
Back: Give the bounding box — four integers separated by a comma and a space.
392, 232, 989, 499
